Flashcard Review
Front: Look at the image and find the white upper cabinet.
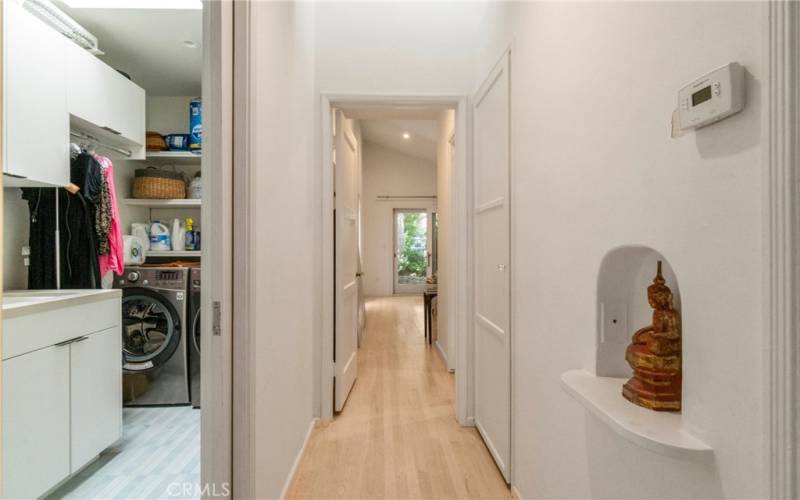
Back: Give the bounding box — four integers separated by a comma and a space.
2, 2, 147, 186
66, 40, 146, 152
3, 0, 69, 187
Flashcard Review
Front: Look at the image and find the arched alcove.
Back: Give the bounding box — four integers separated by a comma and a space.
560, 247, 711, 457
595, 245, 681, 379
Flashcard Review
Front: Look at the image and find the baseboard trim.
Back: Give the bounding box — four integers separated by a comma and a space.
459, 415, 475, 427
434, 340, 449, 367
511, 484, 523, 499
280, 418, 319, 499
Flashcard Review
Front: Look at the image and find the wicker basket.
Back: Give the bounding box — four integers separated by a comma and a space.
133, 168, 186, 199
146, 131, 167, 152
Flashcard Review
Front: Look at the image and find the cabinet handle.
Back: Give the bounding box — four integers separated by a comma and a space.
101, 126, 122, 135
55, 336, 88, 347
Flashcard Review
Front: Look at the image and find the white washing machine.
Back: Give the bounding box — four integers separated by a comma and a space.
114, 267, 190, 406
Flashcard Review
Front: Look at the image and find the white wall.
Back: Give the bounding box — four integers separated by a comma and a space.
361, 141, 437, 297
314, 2, 490, 96
477, 2, 765, 498
246, 2, 317, 498
146, 95, 198, 135
436, 110, 455, 370
3, 189, 28, 290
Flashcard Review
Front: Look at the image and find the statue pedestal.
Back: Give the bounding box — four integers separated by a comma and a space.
623, 346, 681, 411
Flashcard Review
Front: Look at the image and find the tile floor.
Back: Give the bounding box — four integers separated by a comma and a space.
46, 407, 200, 500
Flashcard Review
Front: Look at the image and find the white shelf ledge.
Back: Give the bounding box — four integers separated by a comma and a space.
560, 369, 713, 459
146, 250, 201, 258
123, 198, 201, 208
140, 151, 202, 165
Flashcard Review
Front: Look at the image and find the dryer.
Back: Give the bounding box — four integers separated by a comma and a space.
114, 267, 190, 406
188, 266, 201, 408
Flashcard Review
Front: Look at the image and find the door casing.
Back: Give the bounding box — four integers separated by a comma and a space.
319, 95, 472, 427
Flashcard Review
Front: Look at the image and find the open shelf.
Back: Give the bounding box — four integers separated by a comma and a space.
140, 151, 202, 165
146, 250, 201, 258
123, 198, 201, 208
560, 369, 712, 459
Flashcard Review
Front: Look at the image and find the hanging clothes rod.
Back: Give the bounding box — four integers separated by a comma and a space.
376, 195, 437, 200
70, 130, 132, 157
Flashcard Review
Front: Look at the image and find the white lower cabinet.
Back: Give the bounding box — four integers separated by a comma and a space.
70, 327, 123, 472
3, 325, 122, 499
3, 345, 71, 500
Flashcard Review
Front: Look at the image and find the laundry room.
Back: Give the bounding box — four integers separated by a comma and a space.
2, 0, 206, 498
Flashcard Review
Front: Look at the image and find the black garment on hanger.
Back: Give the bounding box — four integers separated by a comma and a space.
22, 153, 104, 289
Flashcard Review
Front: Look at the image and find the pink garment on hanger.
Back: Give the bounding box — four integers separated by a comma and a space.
95, 155, 125, 277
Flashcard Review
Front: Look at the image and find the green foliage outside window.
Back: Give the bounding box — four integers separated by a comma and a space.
397, 212, 427, 279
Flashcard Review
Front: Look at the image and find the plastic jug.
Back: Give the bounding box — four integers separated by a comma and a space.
171, 218, 186, 251
150, 222, 171, 251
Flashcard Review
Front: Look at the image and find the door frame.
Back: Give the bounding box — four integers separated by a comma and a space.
764, 2, 800, 498
320, 94, 472, 424
201, 0, 234, 495
392, 208, 433, 295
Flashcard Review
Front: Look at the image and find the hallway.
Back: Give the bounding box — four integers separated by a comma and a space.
286, 296, 511, 499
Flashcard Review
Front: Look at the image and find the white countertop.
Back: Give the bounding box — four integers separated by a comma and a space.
2, 289, 121, 319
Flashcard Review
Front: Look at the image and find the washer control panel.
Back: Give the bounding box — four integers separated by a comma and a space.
115, 267, 187, 290
678, 62, 744, 130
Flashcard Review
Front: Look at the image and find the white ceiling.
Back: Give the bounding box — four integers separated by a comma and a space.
360, 120, 439, 162
54, 3, 202, 96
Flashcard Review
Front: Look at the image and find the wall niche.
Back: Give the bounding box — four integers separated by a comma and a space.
596, 245, 681, 379
560, 245, 710, 457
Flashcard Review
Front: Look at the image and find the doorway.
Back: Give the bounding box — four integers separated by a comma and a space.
320, 95, 471, 426
393, 208, 434, 294
0, 2, 235, 498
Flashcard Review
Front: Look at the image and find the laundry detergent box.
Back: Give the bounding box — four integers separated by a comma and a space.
189, 98, 202, 152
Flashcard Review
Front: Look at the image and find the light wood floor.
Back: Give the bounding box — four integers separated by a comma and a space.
286, 295, 512, 500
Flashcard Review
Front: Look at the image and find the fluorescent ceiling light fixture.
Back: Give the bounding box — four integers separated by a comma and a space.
62, 0, 201, 9
23, 0, 103, 54
402, 132, 411, 140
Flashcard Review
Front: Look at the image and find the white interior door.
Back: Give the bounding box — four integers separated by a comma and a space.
334, 110, 359, 412
472, 52, 511, 482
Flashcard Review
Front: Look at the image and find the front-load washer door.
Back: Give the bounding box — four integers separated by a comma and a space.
121, 288, 182, 373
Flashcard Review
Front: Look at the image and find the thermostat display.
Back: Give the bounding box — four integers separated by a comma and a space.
691, 86, 712, 106
678, 62, 745, 130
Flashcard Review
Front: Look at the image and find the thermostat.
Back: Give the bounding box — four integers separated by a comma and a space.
678, 62, 745, 130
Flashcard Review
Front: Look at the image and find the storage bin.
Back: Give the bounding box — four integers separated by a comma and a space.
132, 168, 185, 199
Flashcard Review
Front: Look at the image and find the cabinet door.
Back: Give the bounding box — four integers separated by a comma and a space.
105, 69, 146, 145
66, 40, 111, 134
3, 1, 69, 186
70, 327, 122, 471
2, 345, 71, 499
66, 40, 145, 146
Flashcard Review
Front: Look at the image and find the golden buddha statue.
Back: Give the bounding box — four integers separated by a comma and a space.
622, 261, 682, 411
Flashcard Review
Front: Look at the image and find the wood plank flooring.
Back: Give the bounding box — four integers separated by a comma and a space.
286, 295, 512, 500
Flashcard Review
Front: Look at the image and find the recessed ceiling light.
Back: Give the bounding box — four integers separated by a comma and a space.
402, 132, 411, 140
183, 40, 198, 48
63, 0, 201, 9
